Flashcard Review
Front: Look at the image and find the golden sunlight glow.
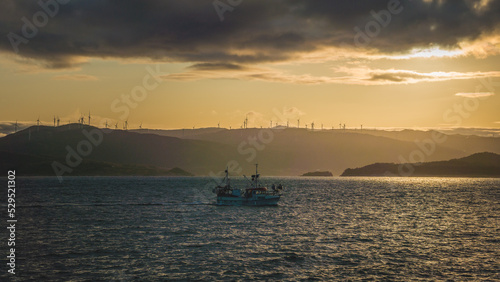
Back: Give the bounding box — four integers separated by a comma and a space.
391, 46, 464, 59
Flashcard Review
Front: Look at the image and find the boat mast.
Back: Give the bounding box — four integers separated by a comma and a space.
255, 164, 258, 188
225, 167, 229, 187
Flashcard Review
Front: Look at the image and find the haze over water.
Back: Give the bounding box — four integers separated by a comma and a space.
2, 176, 498, 280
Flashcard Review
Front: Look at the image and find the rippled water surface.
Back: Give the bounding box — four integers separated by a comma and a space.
1, 176, 499, 281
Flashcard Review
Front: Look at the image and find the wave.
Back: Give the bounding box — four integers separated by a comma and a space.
13, 201, 214, 208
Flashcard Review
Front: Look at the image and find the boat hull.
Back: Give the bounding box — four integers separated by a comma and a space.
216, 195, 280, 206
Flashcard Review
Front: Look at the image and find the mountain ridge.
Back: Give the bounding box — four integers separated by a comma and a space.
1, 125, 499, 177
341, 152, 500, 177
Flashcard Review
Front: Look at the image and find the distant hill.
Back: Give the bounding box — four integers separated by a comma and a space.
179, 128, 467, 175
1, 125, 499, 177
341, 152, 500, 177
301, 171, 333, 177
136, 127, 500, 175
0, 151, 193, 177
131, 127, 227, 138
0, 124, 234, 176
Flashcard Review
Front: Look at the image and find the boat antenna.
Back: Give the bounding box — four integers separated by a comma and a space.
255, 164, 259, 188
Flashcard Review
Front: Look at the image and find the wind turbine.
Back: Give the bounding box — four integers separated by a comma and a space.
105, 120, 108, 129
311, 122, 314, 131
287, 119, 289, 128
139, 122, 142, 129
88, 111, 91, 126
124, 120, 128, 130
14, 120, 18, 133
36, 116, 40, 132
56, 116, 60, 127
297, 119, 300, 128
53, 116, 56, 127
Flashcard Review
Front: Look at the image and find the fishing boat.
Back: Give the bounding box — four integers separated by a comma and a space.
213, 164, 282, 206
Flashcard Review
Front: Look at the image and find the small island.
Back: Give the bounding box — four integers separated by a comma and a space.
301, 171, 333, 177
341, 152, 500, 177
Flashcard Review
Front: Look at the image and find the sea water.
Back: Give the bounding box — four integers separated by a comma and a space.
1, 176, 498, 280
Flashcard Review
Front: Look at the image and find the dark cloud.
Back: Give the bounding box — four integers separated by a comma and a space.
370, 73, 406, 82
1, 0, 500, 68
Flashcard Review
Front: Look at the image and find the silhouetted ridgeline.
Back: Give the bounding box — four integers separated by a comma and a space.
341, 152, 500, 177
0, 151, 193, 177
301, 171, 333, 177
1, 125, 500, 176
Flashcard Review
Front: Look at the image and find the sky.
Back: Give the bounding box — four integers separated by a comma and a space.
1, 0, 499, 132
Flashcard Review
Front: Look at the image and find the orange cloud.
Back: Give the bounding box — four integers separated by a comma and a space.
163, 64, 500, 86
455, 92, 495, 98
